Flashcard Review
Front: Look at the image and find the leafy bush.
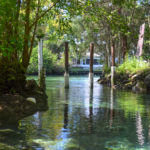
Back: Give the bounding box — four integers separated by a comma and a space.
27, 47, 64, 74
116, 57, 149, 74
103, 66, 111, 74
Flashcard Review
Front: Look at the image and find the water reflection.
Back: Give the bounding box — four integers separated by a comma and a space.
136, 112, 145, 146
148, 125, 150, 144
33, 112, 43, 136
1, 76, 150, 149
88, 88, 93, 133
116, 92, 146, 117
64, 89, 69, 129
110, 88, 114, 127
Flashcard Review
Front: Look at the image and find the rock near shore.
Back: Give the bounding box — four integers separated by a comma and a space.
0, 79, 48, 126
0, 94, 37, 125
98, 69, 150, 93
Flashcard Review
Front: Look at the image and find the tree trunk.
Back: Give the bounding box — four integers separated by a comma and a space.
136, 23, 145, 57
64, 42, 69, 88
104, 44, 108, 68
22, 0, 31, 70
118, 34, 122, 64
111, 39, 115, 87
122, 35, 128, 61
111, 41, 115, 66
13, 0, 21, 60
29, 0, 40, 59
106, 40, 111, 67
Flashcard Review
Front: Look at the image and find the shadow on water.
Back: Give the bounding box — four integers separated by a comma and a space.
1, 76, 150, 149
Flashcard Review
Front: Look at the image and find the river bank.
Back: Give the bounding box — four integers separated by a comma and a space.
28, 67, 102, 76
98, 68, 150, 92
0, 79, 48, 126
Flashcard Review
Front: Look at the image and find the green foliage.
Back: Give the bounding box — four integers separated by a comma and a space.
0, 0, 23, 57
28, 47, 64, 74
116, 57, 149, 74
0, 0, 87, 92
0, 0, 149, 93
103, 66, 111, 74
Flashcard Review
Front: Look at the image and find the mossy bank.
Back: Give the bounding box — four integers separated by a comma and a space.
98, 58, 150, 93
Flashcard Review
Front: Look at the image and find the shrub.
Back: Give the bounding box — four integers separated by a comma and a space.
116, 57, 149, 74
103, 66, 111, 74
27, 47, 64, 75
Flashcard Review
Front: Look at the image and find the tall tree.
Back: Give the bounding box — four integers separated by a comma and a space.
0, 0, 87, 93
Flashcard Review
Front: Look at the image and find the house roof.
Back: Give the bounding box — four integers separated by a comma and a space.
85, 52, 100, 58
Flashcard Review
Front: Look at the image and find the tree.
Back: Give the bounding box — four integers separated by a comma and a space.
66, 0, 150, 68
0, 0, 89, 93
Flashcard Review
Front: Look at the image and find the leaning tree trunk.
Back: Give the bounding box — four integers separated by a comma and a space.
136, 23, 145, 57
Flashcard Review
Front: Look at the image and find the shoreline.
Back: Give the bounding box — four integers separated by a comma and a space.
98, 68, 150, 93
0, 79, 48, 126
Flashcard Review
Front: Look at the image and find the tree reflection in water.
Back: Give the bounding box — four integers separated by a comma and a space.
88, 87, 93, 133
64, 89, 69, 129
136, 112, 145, 146
1, 77, 150, 149
110, 88, 114, 127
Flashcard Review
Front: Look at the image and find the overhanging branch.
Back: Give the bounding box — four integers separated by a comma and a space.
29, 0, 60, 30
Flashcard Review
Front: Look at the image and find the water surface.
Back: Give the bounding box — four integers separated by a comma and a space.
1, 76, 150, 150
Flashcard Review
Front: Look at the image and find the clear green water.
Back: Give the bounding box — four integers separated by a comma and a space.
1, 76, 150, 150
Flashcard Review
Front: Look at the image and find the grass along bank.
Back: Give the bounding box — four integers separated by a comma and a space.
98, 57, 150, 92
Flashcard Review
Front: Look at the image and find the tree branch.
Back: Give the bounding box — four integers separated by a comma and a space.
29, 0, 60, 30
29, 0, 41, 58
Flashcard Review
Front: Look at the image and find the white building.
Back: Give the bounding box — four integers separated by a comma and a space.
72, 52, 103, 70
